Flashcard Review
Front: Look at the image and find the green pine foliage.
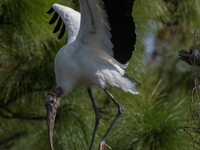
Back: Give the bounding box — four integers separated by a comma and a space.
1, 0, 200, 150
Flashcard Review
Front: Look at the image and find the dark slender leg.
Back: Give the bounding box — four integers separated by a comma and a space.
98, 88, 124, 150
87, 89, 101, 150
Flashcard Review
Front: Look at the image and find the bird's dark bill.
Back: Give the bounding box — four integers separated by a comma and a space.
45, 94, 61, 150
46, 105, 56, 150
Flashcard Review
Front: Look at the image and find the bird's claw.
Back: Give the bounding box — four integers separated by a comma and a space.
98, 141, 111, 150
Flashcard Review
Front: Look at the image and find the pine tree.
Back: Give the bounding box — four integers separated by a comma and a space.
0, 0, 200, 150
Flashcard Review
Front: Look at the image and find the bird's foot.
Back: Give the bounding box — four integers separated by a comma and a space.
98, 141, 111, 150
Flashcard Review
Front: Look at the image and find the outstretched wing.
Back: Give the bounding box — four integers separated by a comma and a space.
47, 4, 81, 44
77, 0, 136, 66
47, 7, 66, 40
102, 0, 136, 64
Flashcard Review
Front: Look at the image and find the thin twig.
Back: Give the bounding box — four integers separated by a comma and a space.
156, 30, 200, 149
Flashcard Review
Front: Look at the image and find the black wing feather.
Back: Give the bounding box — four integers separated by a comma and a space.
102, 0, 136, 64
47, 6, 67, 41
49, 11, 59, 24
53, 17, 63, 33
58, 22, 66, 39
47, 7, 54, 14
124, 74, 141, 89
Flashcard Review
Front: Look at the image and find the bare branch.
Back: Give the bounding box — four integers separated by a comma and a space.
159, 30, 200, 149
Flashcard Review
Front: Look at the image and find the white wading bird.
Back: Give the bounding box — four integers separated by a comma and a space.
45, 0, 140, 150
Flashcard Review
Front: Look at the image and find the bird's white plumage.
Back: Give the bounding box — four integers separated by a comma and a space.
46, 1, 138, 149
78, 0, 113, 56
52, 0, 138, 97
52, 3, 80, 44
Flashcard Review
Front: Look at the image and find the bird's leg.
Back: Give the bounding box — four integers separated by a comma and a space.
98, 88, 124, 150
87, 89, 101, 150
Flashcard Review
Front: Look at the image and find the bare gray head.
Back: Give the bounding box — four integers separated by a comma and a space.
45, 87, 63, 150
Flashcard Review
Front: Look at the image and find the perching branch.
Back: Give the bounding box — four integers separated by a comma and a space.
179, 29, 200, 66
179, 45, 200, 67
155, 30, 200, 149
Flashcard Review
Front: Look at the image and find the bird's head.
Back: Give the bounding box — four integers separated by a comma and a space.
45, 87, 63, 150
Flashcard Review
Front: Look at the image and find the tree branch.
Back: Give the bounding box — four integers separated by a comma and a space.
0, 109, 46, 120
0, 132, 25, 145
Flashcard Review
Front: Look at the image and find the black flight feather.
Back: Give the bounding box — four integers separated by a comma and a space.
47, 6, 67, 42
124, 74, 141, 89
47, 7, 54, 14
58, 22, 66, 39
53, 17, 63, 33
49, 11, 59, 24
102, 0, 136, 64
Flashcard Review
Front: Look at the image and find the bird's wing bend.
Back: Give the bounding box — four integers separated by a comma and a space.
47, 4, 81, 44
77, 0, 136, 65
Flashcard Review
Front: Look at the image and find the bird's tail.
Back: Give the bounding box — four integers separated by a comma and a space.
124, 74, 141, 89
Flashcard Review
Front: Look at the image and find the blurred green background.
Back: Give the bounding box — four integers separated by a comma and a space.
1, 0, 200, 149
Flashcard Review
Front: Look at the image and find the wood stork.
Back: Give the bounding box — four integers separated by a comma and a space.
45, 0, 140, 150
